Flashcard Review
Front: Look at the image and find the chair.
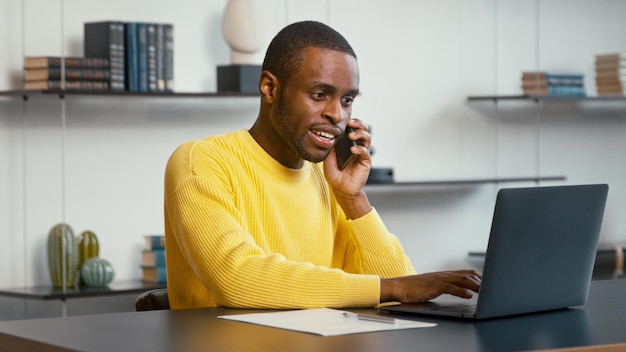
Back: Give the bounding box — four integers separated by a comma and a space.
135, 288, 170, 311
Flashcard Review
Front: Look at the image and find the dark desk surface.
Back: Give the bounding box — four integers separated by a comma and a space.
0, 280, 165, 300
0, 280, 625, 352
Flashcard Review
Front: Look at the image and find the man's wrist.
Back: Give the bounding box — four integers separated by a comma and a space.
338, 191, 372, 220
380, 278, 398, 303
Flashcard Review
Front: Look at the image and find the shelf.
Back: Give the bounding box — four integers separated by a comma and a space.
467, 95, 626, 103
0, 89, 259, 99
365, 175, 566, 190
0, 280, 166, 301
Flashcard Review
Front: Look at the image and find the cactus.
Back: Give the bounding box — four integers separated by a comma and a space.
80, 257, 115, 287
47, 223, 79, 288
78, 230, 100, 285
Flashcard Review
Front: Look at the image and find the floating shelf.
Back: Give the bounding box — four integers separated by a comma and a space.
0, 89, 259, 99
365, 175, 566, 191
0, 280, 166, 301
467, 95, 626, 103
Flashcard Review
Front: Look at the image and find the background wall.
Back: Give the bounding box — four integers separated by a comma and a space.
1, 0, 625, 318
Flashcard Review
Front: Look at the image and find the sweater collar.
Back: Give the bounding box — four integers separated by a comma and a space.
237, 129, 313, 183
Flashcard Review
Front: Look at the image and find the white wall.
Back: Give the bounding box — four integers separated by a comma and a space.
1, 0, 626, 289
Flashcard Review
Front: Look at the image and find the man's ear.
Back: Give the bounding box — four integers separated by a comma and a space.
259, 70, 278, 103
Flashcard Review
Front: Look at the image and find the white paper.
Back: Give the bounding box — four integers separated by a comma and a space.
218, 308, 437, 336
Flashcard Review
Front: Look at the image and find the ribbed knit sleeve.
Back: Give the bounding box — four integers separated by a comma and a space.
164, 130, 415, 310
339, 208, 417, 278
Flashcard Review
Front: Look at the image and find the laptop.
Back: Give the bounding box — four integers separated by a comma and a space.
380, 184, 609, 320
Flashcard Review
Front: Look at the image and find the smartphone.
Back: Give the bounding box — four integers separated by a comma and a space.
335, 127, 356, 170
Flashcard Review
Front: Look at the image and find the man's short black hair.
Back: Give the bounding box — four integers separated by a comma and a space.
262, 21, 357, 84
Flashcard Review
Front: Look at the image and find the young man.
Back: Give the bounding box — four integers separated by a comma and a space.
164, 21, 480, 309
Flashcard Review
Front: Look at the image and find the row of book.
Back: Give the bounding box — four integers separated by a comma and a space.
521, 71, 586, 97
23, 20, 173, 92
520, 52, 626, 97
23, 56, 113, 90
595, 53, 625, 96
141, 234, 166, 284
84, 20, 174, 92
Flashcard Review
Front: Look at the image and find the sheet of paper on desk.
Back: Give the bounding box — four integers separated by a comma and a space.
218, 308, 436, 336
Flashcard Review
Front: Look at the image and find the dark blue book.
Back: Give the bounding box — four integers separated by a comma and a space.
137, 22, 149, 92
124, 22, 138, 91
547, 85, 586, 96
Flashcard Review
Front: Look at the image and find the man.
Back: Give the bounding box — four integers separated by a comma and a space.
164, 21, 480, 310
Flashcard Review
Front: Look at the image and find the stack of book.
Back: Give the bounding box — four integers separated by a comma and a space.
141, 234, 167, 284
521, 71, 586, 97
595, 53, 626, 96
23, 56, 112, 90
84, 21, 174, 92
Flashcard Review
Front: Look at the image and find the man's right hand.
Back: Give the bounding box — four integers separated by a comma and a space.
380, 270, 482, 304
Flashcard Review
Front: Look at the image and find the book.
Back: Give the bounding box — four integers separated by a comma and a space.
163, 23, 174, 91
596, 85, 626, 96
124, 22, 139, 91
142, 249, 166, 267
141, 266, 167, 284
137, 22, 149, 92
23, 80, 110, 90
84, 21, 126, 91
596, 76, 624, 87
24, 67, 111, 81
155, 24, 166, 91
595, 59, 626, 68
144, 235, 165, 251
147, 23, 158, 92
24, 56, 110, 69
595, 53, 626, 65
595, 65, 626, 77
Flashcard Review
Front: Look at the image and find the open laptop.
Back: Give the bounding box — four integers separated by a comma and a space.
380, 184, 609, 320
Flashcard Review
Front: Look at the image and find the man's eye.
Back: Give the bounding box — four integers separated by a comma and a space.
312, 92, 326, 100
342, 96, 355, 106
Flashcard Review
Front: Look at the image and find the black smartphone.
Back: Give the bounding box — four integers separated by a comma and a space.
335, 127, 356, 170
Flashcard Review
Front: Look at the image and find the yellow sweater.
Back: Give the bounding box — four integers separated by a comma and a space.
164, 129, 415, 309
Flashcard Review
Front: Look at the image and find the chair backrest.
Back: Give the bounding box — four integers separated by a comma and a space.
135, 288, 170, 311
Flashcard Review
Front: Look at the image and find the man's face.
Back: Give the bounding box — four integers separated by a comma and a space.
270, 47, 359, 166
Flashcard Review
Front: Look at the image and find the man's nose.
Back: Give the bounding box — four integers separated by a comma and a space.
323, 99, 347, 125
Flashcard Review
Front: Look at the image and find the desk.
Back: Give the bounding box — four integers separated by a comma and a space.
0, 280, 625, 352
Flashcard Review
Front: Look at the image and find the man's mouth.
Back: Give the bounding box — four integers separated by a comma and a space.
312, 130, 336, 141
309, 129, 339, 149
